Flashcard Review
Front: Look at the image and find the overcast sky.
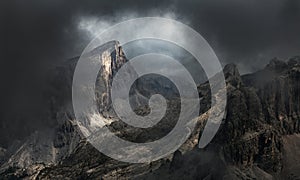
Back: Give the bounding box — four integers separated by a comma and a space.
1, 0, 300, 146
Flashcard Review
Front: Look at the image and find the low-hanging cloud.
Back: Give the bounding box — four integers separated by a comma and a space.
1, 0, 299, 147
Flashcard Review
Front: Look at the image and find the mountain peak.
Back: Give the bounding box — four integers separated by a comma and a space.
288, 56, 300, 66
223, 63, 240, 77
265, 57, 288, 72
223, 63, 242, 88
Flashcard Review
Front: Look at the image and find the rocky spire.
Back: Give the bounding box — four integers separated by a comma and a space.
94, 41, 128, 116
223, 63, 242, 88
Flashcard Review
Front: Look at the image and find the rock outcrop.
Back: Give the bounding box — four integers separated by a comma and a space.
218, 57, 300, 177
0, 41, 129, 178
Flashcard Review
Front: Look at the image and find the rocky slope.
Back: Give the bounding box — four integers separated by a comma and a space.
0, 41, 128, 178
0, 40, 299, 179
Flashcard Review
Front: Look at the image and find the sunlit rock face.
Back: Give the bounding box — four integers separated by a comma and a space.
0, 41, 128, 173
93, 41, 180, 118
94, 41, 128, 117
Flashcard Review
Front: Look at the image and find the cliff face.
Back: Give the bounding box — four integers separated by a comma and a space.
142, 57, 300, 179
0, 41, 129, 177
218, 64, 283, 172
0, 39, 299, 179
243, 57, 300, 134
95, 41, 128, 116
216, 57, 300, 177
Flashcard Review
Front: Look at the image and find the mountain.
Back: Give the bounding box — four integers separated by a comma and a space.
0, 40, 299, 179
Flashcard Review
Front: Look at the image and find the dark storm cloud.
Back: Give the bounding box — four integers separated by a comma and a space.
1, 0, 299, 146
173, 0, 300, 73
0, 0, 176, 146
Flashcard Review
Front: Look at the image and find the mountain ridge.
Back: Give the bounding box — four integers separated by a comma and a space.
0, 41, 299, 179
